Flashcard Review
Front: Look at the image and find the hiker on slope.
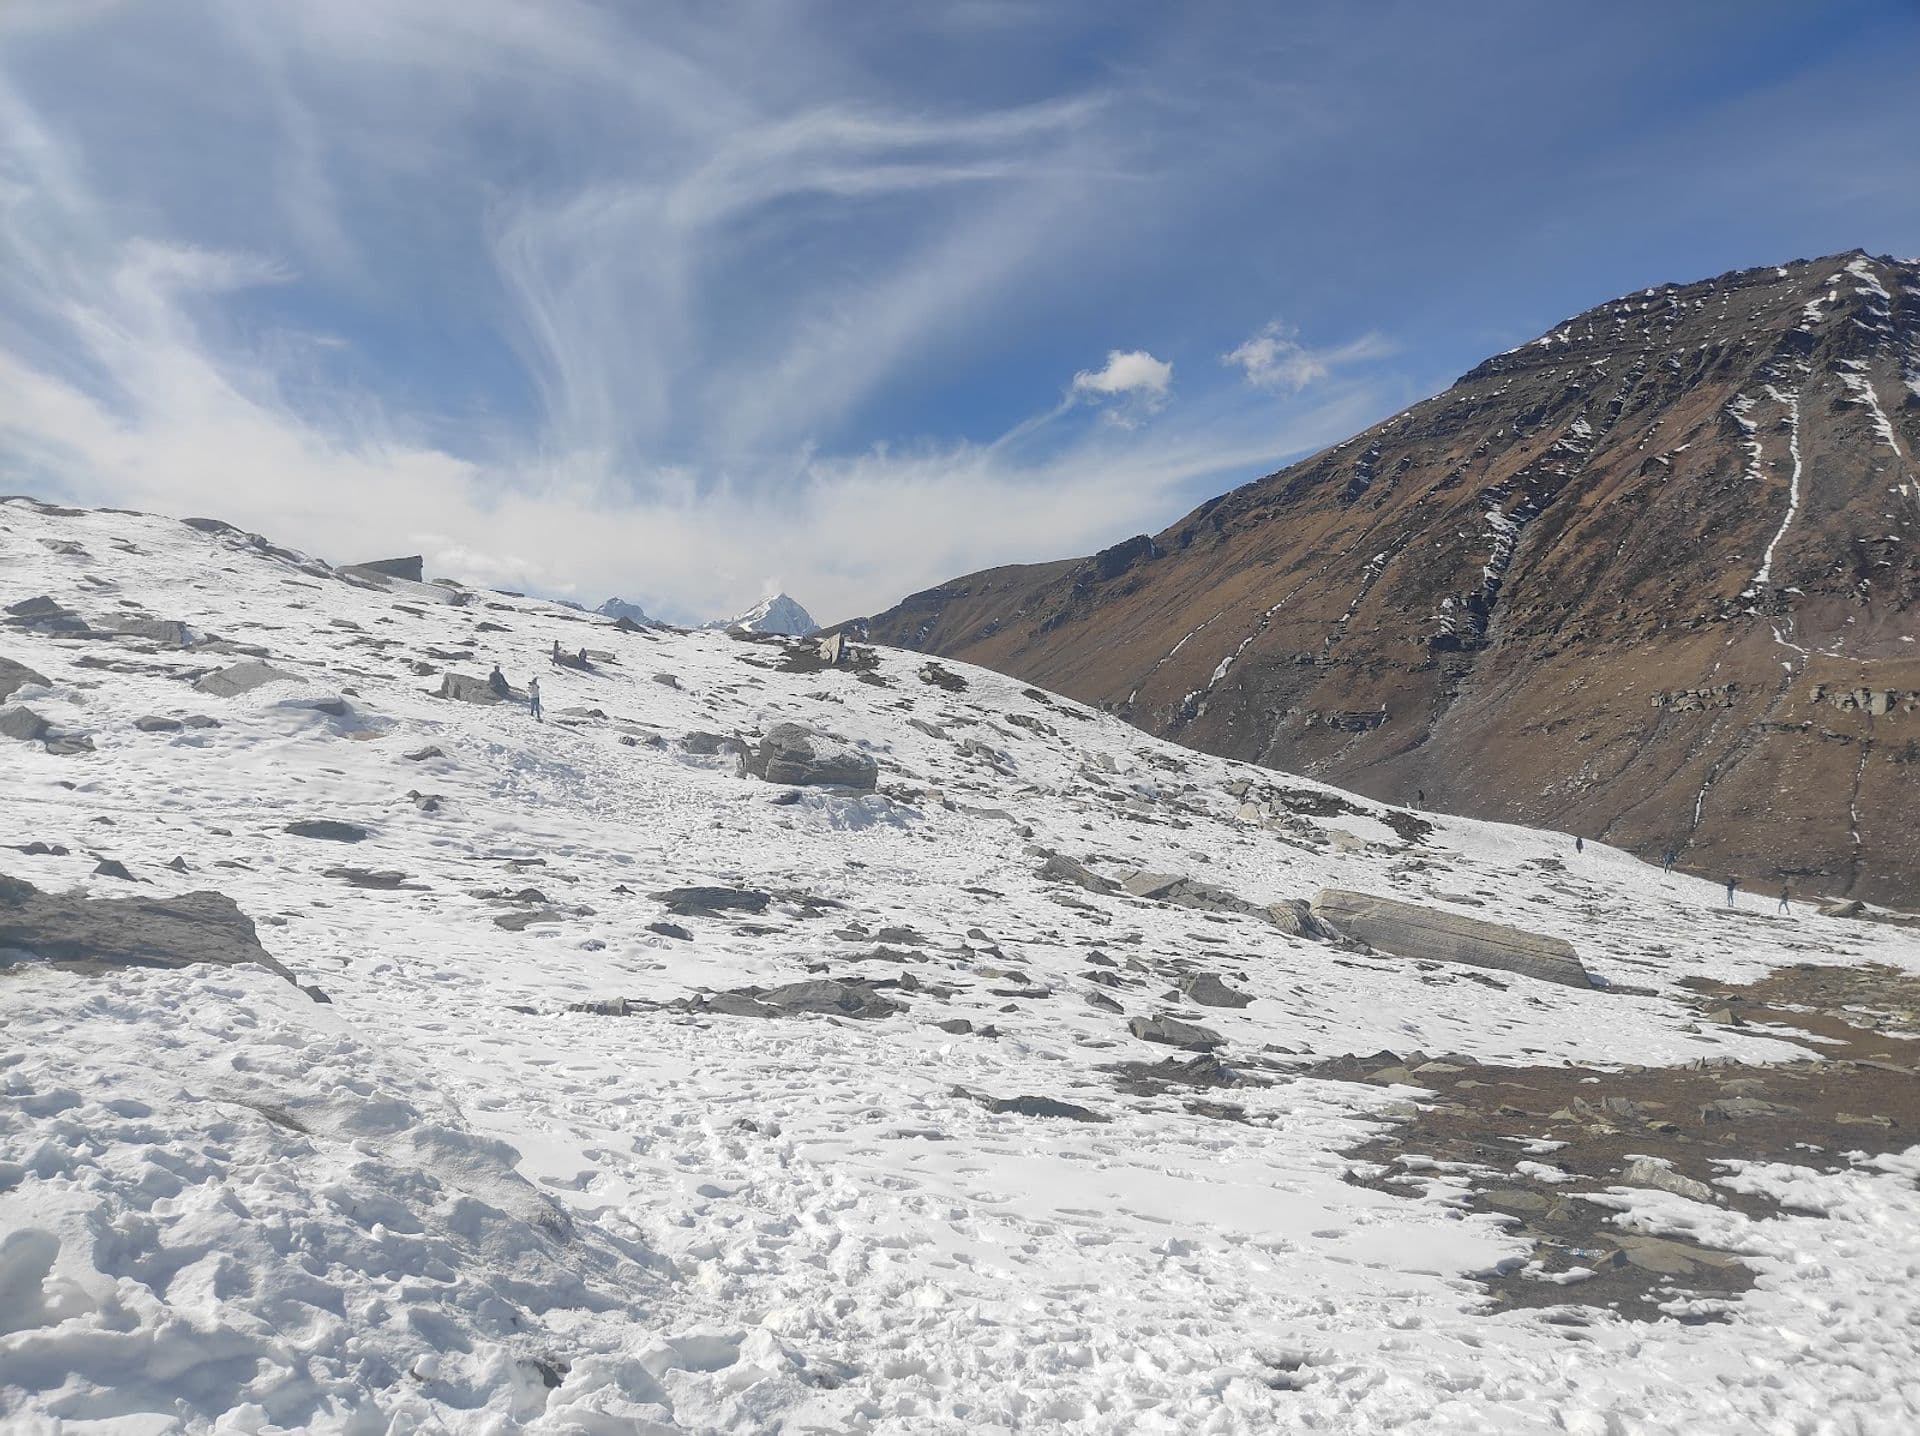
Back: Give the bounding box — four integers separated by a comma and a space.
488, 664, 510, 699
1724, 875, 1738, 908
1778, 883, 1791, 915
1662, 845, 1677, 875
528, 675, 543, 722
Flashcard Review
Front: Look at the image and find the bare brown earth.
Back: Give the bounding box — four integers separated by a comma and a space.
849, 252, 1920, 904
1315, 962, 1920, 1322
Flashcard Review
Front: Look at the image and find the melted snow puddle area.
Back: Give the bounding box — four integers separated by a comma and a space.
3, 496, 1920, 1434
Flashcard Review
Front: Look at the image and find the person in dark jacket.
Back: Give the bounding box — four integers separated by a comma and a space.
1662, 846, 1677, 875
487, 664, 509, 698
1778, 883, 1791, 914
1724, 876, 1738, 907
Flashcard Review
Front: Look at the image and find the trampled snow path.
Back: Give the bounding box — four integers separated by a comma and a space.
4, 498, 1920, 1434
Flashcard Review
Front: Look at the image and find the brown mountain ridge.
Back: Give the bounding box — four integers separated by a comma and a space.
850, 251, 1920, 904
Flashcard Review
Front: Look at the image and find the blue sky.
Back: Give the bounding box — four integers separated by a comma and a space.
2, 1, 1916, 623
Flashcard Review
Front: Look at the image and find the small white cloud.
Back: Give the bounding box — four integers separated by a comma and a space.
1071, 348, 1172, 401
1224, 322, 1393, 391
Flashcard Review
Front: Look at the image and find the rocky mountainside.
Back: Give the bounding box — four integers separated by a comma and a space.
849, 251, 1920, 905
710, 592, 818, 636
7, 497, 1920, 1431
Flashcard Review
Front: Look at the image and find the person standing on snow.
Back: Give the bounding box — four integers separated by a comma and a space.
1724, 876, 1738, 907
1778, 883, 1791, 914
1575, 835, 1584, 855
528, 675, 543, 722
1662, 845, 1677, 875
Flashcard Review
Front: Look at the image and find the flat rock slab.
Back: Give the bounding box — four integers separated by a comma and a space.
651, 886, 771, 917
1310, 888, 1593, 988
1129, 1013, 1225, 1050
196, 660, 298, 697
285, 820, 370, 843
0, 875, 295, 983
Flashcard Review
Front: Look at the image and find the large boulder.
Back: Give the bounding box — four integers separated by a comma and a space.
741, 722, 878, 790
111, 618, 192, 647
0, 875, 296, 983
1310, 889, 1594, 988
0, 707, 91, 755
1129, 1014, 1225, 1050
0, 656, 50, 704
437, 672, 505, 705
196, 660, 299, 697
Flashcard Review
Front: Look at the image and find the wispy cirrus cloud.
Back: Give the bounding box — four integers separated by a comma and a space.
6, 2, 1903, 623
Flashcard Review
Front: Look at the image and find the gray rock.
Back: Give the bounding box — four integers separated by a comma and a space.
5, 596, 89, 634
437, 673, 504, 705
134, 715, 183, 732
495, 909, 563, 931
0, 875, 297, 984
403, 745, 445, 761
757, 978, 900, 1019
647, 921, 692, 940
111, 618, 191, 647
963, 1090, 1106, 1123
1038, 855, 1120, 895
742, 722, 878, 790
0, 656, 50, 704
196, 660, 299, 697
1265, 899, 1334, 940
1178, 973, 1253, 1009
0, 706, 51, 744
681, 731, 747, 757
344, 555, 424, 583
1310, 888, 1594, 988
324, 868, 419, 890
91, 860, 136, 882
651, 885, 771, 917
1129, 1013, 1225, 1050
284, 820, 370, 843
1620, 1157, 1716, 1203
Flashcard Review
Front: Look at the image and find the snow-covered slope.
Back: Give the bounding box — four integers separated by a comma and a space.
708, 593, 816, 636
594, 596, 653, 624
4, 497, 1920, 1434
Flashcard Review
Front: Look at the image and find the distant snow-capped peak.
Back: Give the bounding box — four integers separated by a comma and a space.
709, 593, 817, 636
595, 597, 653, 624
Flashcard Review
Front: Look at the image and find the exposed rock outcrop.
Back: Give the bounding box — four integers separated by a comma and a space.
1310, 888, 1594, 989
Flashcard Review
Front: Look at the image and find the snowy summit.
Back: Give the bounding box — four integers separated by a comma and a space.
707, 593, 818, 637
593, 597, 653, 625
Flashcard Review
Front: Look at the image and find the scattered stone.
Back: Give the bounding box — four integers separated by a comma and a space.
934, 1017, 974, 1034
12, 842, 70, 857
195, 660, 299, 697
693, 978, 901, 1020
404, 745, 445, 762
111, 618, 192, 647
91, 860, 136, 882
741, 722, 879, 790
0, 707, 51, 744
133, 715, 183, 732
652, 673, 681, 689
917, 662, 968, 692
1129, 1013, 1225, 1050
284, 820, 370, 843
1086, 990, 1122, 1012
647, 921, 693, 940
1310, 888, 1594, 988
